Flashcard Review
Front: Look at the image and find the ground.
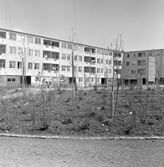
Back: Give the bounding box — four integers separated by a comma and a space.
1, 87, 164, 136
0, 136, 164, 167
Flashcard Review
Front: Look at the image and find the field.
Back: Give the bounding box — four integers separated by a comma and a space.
0, 86, 164, 136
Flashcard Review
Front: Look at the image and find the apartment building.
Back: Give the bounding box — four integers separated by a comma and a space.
122, 49, 164, 86
0, 28, 123, 87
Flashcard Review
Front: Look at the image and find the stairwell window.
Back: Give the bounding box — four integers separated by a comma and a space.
35, 37, 41, 44
9, 61, 16, 68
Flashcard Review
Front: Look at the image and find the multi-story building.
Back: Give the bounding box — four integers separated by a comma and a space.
0, 28, 123, 87
122, 49, 164, 86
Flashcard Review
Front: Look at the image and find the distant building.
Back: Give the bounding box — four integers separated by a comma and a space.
0, 28, 123, 88
122, 49, 164, 86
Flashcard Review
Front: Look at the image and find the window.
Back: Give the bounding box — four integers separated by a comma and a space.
138, 60, 146, 66
52, 41, 59, 47
67, 43, 72, 49
97, 49, 101, 54
138, 53, 145, 57
52, 52, 59, 59
28, 62, 33, 69
126, 62, 130, 66
138, 69, 145, 75
61, 65, 66, 71
78, 66, 82, 72
67, 54, 70, 60
0, 59, 5, 68
9, 33, 16, 40
109, 69, 112, 73
127, 54, 130, 58
7, 78, 15, 82
35, 50, 40, 57
131, 61, 136, 66
97, 78, 99, 82
35, 37, 41, 44
106, 59, 108, 64
78, 77, 83, 82
97, 68, 100, 73
10, 46, 16, 54
109, 60, 112, 65
29, 49, 33, 56
17, 62, 22, 69
101, 68, 103, 73
43, 51, 51, 58
79, 56, 82, 61
62, 53, 66, 60
74, 55, 77, 61
0, 31, 6, 39
18, 34, 25, 42
97, 58, 100, 64
61, 43, 67, 49
34, 63, 40, 69
67, 66, 70, 71
43, 39, 51, 46
0, 45, 6, 54
43, 63, 51, 70
101, 59, 103, 64
9, 61, 15, 68
27, 36, 33, 44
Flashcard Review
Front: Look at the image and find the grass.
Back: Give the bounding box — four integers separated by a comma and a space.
0, 87, 164, 136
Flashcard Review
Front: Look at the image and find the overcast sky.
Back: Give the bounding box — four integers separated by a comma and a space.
0, 0, 164, 51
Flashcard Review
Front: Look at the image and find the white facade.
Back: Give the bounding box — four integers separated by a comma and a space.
0, 28, 122, 87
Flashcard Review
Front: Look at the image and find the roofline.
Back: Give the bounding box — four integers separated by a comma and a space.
124, 48, 164, 53
0, 27, 111, 51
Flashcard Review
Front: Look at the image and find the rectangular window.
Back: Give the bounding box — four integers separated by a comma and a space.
9, 61, 15, 68
0, 59, 5, 68
0, 45, 6, 54
106, 59, 108, 64
78, 77, 83, 82
43, 50, 51, 58
35, 50, 40, 57
97, 58, 100, 64
109, 60, 112, 65
61, 43, 67, 49
67, 43, 72, 50
28, 62, 33, 69
101, 59, 103, 64
52, 52, 59, 59
67, 66, 70, 71
97, 49, 101, 54
61, 65, 66, 71
126, 62, 130, 66
0, 31, 6, 39
138, 60, 146, 66
27, 36, 33, 44
62, 53, 66, 60
10, 46, 16, 54
101, 68, 103, 73
29, 49, 33, 56
79, 56, 82, 61
74, 55, 77, 61
67, 54, 70, 60
18, 34, 25, 42
97, 68, 100, 73
34, 63, 40, 69
9, 33, 16, 40
78, 66, 82, 72
127, 54, 130, 58
7, 78, 15, 82
17, 61, 22, 69
35, 37, 41, 44
43, 63, 51, 71
109, 69, 112, 73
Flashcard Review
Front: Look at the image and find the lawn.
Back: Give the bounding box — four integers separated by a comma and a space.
0, 87, 164, 136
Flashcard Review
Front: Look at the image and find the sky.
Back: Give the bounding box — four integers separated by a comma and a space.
0, 0, 164, 51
